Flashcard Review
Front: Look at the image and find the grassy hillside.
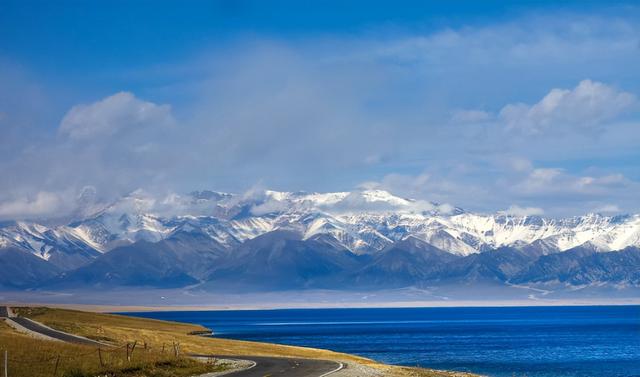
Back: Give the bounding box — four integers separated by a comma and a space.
0, 319, 224, 377
10, 307, 478, 377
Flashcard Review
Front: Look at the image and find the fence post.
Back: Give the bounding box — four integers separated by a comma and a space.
130, 341, 137, 361
98, 348, 103, 367
126, 343, 130, 362
4, 349, 7, 377
53, 355, 60, 376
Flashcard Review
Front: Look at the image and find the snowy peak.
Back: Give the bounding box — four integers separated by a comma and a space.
1, 189, 639, 269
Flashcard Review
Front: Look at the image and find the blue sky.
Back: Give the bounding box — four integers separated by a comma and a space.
0, 0, 639, 218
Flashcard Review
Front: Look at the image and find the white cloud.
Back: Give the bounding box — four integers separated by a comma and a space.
432, 203, 456, 215
2, 13, 640, 219
519, 168, 563, 190
250, 199, 290, 216
515, 168, 631, 197
0, 192, 67, 220
451, 109, 492, 123
595, 204, 621, 214
501, 205, 545, 217
59, 92, 173, 140
357, 173, 466, 213
508, 157, 534, 172
361, 173, 431, 196
499, 80, 637, 134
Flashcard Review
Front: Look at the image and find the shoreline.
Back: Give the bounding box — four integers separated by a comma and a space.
2, 297, 639, 313
5, 306, 480, 377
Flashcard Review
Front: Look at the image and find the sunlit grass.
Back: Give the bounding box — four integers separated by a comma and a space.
0, 320, 226, 377
11, 306, 480, 377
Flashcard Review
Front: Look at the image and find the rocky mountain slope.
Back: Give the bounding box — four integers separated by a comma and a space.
1, 189, 639, 293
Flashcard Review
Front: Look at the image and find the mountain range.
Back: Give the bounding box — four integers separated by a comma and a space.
1, 189, 639, 295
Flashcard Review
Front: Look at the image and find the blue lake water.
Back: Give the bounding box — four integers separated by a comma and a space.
123, 306, 640, 377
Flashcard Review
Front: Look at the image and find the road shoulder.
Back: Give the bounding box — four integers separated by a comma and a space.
3, 317, 60, 342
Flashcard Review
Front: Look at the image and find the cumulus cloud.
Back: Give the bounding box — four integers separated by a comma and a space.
499, 80, 637, 134
501, 205, 545, 217
59, 92, 173, 140
1, 12, 640, 219
356, 161, 640, 217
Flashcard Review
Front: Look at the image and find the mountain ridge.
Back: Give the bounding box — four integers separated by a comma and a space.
2, 189, 638, 265
1, 189, 639, 294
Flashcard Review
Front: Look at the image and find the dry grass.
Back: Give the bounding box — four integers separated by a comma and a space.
12, 306, 480, 377
13, 306, 374, 362
0, 319, 225, 377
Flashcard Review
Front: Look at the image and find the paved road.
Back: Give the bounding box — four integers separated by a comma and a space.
10, 317, 106, 346
1, 306, 342, 376
0, 305, 106, 347
192, 355, 342, 377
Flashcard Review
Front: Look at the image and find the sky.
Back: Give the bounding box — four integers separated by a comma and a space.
0, 0, 639, 219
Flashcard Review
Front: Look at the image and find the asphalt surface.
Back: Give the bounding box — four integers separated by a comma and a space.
1, 305, 102, 346
192, 355, 342, 377
9, 315, 107, 347
1, 306, 342, 376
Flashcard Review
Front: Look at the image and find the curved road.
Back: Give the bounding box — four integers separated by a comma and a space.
1, 306, 343, 376
9, 316, 107, 346
192, 355, 342, 377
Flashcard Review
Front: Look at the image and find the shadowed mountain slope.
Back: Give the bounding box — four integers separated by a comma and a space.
513, 246, 640, 286
351, 236, 459, 288
206, 230, 364, 291
0, 247, 62, 288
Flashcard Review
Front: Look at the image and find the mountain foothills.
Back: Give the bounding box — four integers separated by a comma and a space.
1, 189, 639, 295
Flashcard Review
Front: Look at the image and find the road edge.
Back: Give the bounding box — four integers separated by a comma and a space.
318, 361, 344, 376
3, 317, 61, 342
193, 357, 257, 377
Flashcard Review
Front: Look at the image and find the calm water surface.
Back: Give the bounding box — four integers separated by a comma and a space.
123, 306, 640, 377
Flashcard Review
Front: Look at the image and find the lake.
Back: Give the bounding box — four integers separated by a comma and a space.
123, 305, 640, 377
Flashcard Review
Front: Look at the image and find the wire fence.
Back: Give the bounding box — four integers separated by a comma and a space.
0, 340, 185, 377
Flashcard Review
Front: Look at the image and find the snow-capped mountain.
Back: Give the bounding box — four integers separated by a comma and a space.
0, 221, 101, 269
2, 189, 639, 271
2, 188, 640, 294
